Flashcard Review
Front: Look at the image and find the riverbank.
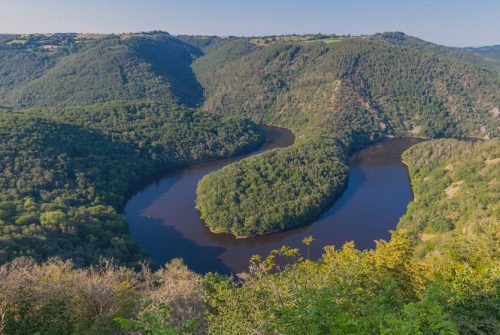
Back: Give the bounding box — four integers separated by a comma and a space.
125, 135, 420, 273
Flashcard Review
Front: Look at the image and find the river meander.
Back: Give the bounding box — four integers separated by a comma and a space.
124, 127, 423, 273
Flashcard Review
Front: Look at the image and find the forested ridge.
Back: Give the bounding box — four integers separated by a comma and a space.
0, 31, 498, 334
0, 32, 204, 108
195, 32, 499, 237
399, 139, 499, 262
0, 32, 267, 263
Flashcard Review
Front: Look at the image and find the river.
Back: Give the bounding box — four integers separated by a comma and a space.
124, 126, 423, 273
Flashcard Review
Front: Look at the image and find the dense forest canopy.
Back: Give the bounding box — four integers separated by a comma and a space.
0, 101, 263, 265
1, 138, 498, 333
0, 32, 204, 108
0, 31, 498, 334
194, 32, 499, 237
197, 143, 348, 237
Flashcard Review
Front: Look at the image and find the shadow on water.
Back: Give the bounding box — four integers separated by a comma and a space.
124, 171, 231, 273
129, 215, 231, 273
125, 131, 425, 274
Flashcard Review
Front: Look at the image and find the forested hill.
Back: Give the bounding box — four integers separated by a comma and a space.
374, 32, 500, 73
1, 31, 498, 239
400, 139, 499, 262
0, 32, 203, 108
0, 31, 498, 334
1, 139, 497, 334
194, 32, 499, 237
194, 32, 499, 140
2, 31, 498, 128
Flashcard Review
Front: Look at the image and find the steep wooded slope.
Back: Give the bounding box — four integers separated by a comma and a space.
400, 139, 499, 262
0, 101, 263, 265
195, 34, 500, 236
1, 33, 204, 108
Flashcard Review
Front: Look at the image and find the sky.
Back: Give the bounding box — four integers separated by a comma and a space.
0, 0, 498, 47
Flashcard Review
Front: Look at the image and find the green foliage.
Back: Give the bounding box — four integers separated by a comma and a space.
0, 101, 263, 264
399, 139, 499, 264
203, 232, 463, 334
2, 32, 498, 239
197, 143, 348, 237
375, 32, 500, 74
0, 230, 495, 335
380, 285, 458, 335
196, 136, 499, 333
396, 139, 500, 334
194, 33, 498, 237
0, 33, 98, 100
176, 35, 242, 53
0, 32, 498, 334
1, 32, 203, 108
0, 258, 140, 335
115, 299, 196, 335
463, 45, 500, 61
197, 35, 499, 138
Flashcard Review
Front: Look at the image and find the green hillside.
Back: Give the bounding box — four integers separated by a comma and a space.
0, 101, 263, 265
195, 33, 500, 237
0, 38, 66, 99
0, 31, 498, 334
0, 33, 118, 101
375, 32, 500, 73
197, 34, 499, 137
1, 138, 498, 334
1, 32, 204, 108
400, 139, 499, 262
0, 31, 497, 254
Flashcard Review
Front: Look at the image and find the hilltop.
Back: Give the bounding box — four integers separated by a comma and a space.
0, 32, 203, 108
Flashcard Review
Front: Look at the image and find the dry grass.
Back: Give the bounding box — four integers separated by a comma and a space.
40, 44, 61, 50
145, 259, 207, 332
0, 258, 140, 333
0, 257, 207, 334
249, 35, 347, 46
420, 233, 437, 242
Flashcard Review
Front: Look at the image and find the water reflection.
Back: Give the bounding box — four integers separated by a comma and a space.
124, 132, 423, 274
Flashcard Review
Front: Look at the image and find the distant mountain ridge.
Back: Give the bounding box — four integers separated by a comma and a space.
193, 31, 499, 140
462, 44, 500, 61
1, 31, 499, 124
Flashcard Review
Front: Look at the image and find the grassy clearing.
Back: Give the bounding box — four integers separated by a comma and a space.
311, 36, 346, 44
249, 35, 348, 45
6, 39, 27, 45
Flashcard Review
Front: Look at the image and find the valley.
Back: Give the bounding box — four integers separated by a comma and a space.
0, 30, 498, 334
126, 132, 422, 274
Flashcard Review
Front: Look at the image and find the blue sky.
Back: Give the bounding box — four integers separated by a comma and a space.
0, 0, 498, 46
